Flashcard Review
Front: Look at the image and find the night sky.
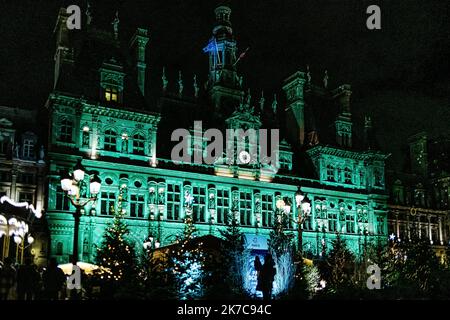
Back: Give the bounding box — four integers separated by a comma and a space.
1, 0, 449, 170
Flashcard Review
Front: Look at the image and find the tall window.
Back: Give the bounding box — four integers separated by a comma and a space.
55, 187, 70, 210
167, 184, 181, 220
133, 134, 145, 155
344, 167, 352, 184
240, 191, 252, 226
345, 214, 355, 233
100, 192, 116, 215
216, 189, 229, 224
105, 87, 118, 102
328, 212, 338, 232
60, 118, 73, 142
19, 192, 33, 204
326, 165, 335, 181
261, 194, 273, 227
130, 195, 145, 218
104, 130, 117, 151
192, 186, 206, 223
22, 139, 34, 159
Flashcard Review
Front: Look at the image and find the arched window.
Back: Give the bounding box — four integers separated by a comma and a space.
133, 134, 146, 155
60, 118, 73, 142
104, 129, 117, 151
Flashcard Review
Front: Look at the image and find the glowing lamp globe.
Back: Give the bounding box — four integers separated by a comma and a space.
90, 174, 102, 196
73, 159, 86, 182
14, 235, 22, 244
27, 235, 34, 244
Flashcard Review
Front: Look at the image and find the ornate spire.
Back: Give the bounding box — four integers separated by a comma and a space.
272, 94, 278, 114
306, 64, 312, 84
259, 90, 265, 112
111, 10, 120, 40
162, 67, 168, 92
323, 70, 329, 89
178, 71, 184, 96
193, 74, 199, 98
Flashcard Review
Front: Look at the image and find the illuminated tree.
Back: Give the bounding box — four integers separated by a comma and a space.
167, 204, 205, 300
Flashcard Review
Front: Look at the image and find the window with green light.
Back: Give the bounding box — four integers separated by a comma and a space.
346, 213, 355, 233
100, 192, 116, 215
326, 164, 335, 182
59, 118, 73, 142
132, 133, 145, 155
261, 194, 273, 227
192, 186, 206, 223
240, 191, 252, 226
216, 189, 229, 224
328, 212, 338, 232
167, 183, 181, 220
130, 194, 145, 218
104, 129, 117, 151
55, 186, 70, 210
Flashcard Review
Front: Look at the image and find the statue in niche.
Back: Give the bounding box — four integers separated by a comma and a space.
148, 187, 156, 205
238, 75, 243, 88
121, 136, 128, 153
231, 194, 239, 212
79, 180, 87, 198
13, 142, 19, 158
255, 198, 261, 212
323, 70, 329, 89
120, 185, 128, 202
339, 207, 345, 221
208, 193, 216, 210
158, 188, 165, 205
39, 145, 45, 161
184, 190, 194, 209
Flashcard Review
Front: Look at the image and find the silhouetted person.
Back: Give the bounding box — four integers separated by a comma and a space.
0, 257, 16, 300
254, 256, 262, 292
17, 258, 40, 300
260, 254, 276, 300
42, 258, 66, 300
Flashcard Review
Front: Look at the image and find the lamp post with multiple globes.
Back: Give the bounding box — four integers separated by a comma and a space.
60, 159, 101, 265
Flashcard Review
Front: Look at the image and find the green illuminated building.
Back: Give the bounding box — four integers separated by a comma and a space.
45, 6, 389, 264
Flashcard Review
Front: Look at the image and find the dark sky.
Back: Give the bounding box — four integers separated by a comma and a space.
0, 0, 449, 170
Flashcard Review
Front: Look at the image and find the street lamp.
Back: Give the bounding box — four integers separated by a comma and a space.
295, 187, 311, 259
60, 159, 102, 266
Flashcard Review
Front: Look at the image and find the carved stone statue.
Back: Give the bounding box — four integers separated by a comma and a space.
158, 188, 165, 205
323, 70, 329, 89
79, 180, 87, 198
121, 136, 128, 153
193, 74, 199, 98
208, 193, 216, 210
272, 94, 278, 114
148, 187, 156, 205
259, 91, 265, 112
39, 145, 45, 162
306, 64, 312, 83
178, 71, 184, 96
162, 67, 168, 92
112, 11, 120, 40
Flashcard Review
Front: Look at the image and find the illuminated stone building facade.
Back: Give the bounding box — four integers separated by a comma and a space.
44, 6, 389, 264
387, 132, 450, 258
0, 106, 47, 265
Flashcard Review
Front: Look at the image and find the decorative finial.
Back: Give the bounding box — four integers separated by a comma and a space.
272, 94, 278, 114
162, 67, 168, 92
178, 71, 184, 96
112, 10, 120, 40
86, 1, 92, 25
259, 90, 265, 112
193, 74, 199, 98
323, 70, 329, 89
246, 88, 251, 105
306, 65, 311, 83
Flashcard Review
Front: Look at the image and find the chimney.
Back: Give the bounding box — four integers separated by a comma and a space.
130, 28, 149, 96
333, 85, 352, 148
408, 132, 428, 176
283, 71, 307, 145
53, 8, 75, 89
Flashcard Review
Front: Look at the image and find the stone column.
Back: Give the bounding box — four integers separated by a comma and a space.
438, 217, 443, 245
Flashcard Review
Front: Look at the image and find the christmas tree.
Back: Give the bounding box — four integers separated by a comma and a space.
93, 186, 139, 298
167, 199, 205, 300
268, 204, 296, 297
